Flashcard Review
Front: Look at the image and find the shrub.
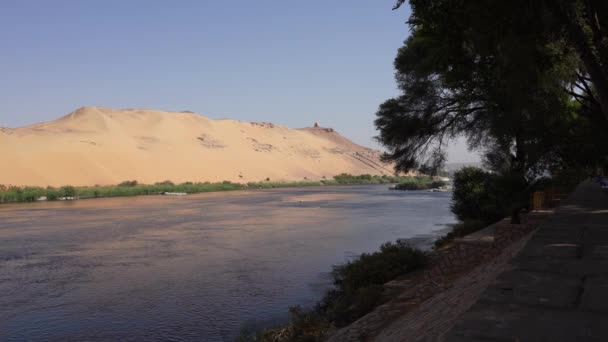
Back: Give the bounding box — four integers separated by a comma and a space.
429, 180, 447, 188
332, 173, 418, 185
46, 188, 60, 201
155, 180, 174, 186
60, 186, 77, 198
359, 174, 372, 181
20, 187, 45, 202
321, 241, 428, 326
118, 180, 138, 187
451, 167, 508, 223
393, 177, 446, 190
242, 240, 428, 340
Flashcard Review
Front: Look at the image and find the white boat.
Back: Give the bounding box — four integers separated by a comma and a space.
163, 192, 188, 196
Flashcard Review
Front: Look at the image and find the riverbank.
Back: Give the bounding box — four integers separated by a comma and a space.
0, 174, 443, 204
244, 210, 552, 342
327, 211, 553, 341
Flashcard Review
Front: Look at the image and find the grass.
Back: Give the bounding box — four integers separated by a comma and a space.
0, 174, 425, 204
238, 240, 428, 341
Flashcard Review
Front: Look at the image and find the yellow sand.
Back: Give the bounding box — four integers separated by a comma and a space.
0, 107, 401, 187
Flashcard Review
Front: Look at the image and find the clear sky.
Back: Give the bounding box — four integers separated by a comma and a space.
0, 0, 479, 163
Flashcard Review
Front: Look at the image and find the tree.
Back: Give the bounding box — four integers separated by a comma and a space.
378, 0, 604, 223
451, 167, 509, 223
546, 0, 608, 121
393, 0, 608, 121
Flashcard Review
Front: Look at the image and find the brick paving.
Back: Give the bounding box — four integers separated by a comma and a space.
444, 180, 608, 341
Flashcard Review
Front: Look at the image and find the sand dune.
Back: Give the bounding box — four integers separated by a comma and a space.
0, 107, 401, 187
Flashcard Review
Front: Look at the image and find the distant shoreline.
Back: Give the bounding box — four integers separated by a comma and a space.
0, 174, 445, 205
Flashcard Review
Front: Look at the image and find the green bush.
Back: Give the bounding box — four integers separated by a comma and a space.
451, 167, 508, 223
118, 180, 138, 187
241, 240, 428, 340
321, 241, 428, 326
20, 187, 45, 202
61, 186, 77, 198
46, 188, 60, 201
393, 177, 446, 190
332, 173, 429, 185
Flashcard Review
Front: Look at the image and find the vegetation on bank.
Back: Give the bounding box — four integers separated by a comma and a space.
432, 167, 509, 249
433, 166, 589, 249
242, 165, 586, 341
0, 174, 423, 204
238, 241, 428, 341
331, 173, 448, 189
321, 241, 428, 326
241, 166, 586, 340
377, 1, 608, 226
330, 173, 417, 185
392, 177, 447, 190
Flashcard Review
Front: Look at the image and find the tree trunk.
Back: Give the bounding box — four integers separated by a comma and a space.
510, 207, 521, 224
510, 131, 526, 225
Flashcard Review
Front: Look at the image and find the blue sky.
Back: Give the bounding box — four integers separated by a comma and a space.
0, 0, 478, 163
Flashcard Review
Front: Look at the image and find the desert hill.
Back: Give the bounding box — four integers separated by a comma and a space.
0, 107, 399, 187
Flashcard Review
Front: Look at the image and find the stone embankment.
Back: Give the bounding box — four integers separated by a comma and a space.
328, 211, 552, 341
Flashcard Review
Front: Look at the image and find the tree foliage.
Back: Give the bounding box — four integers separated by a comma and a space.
391, 0, 608, 121
378, 0, 608, 222
451, 167, 511, 223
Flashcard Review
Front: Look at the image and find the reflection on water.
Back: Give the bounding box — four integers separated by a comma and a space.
0, 185, 454, 341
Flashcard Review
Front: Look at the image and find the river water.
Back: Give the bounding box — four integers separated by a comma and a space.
0, 185, 455, 341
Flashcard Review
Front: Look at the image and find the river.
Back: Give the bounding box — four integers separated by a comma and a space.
0, 185, 455, 341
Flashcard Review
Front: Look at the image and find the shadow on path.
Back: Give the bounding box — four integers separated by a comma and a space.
445, 180, 608, 341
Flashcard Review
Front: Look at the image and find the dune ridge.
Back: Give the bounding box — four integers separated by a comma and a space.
1, 107, 402, 187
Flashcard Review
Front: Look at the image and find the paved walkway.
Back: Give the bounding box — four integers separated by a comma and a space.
328, 210, 547, 341
445, 180, 608, 341
374, 230, 534, 342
